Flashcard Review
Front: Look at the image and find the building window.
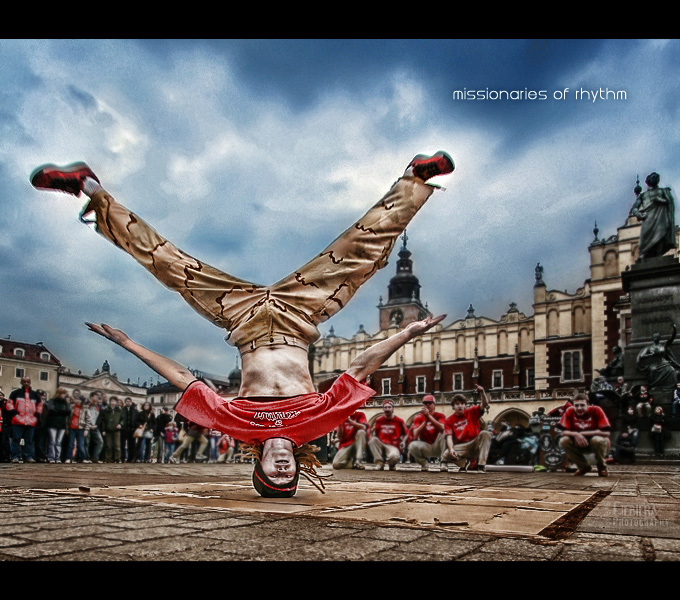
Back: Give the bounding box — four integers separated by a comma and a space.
39, 371, 49, 382
14, 348, 25, 358
15, 367, 24, 379
40, 352, 51, 362
415, 376, 426, 394
453, 373, 464, 391
527, 368, 535, 388
492, 370, 503, 389
381, 378, 391, 395
562, 350, 582, 381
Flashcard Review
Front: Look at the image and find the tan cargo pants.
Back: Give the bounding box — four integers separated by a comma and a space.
84, 176, 436, 354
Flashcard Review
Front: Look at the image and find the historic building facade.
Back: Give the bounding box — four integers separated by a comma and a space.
0, 339, 62, 398
58, 360, 149, 406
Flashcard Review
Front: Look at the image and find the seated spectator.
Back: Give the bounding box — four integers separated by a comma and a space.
614, 406, 639, 464
635, 385, 653, 417
441, 385, 492, 472
557, 392, 611, 477
407, 395, 446, 471
368, 400, 408, 471
332, 411, 368, 470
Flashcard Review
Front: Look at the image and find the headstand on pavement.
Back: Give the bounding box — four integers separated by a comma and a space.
30, 151, 454, 496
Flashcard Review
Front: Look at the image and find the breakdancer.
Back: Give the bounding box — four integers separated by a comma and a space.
30, 151, 453, 497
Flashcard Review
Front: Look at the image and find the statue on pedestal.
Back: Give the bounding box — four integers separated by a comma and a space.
629, 172, 677, 261
636, 323, 680, 389
596, 345, 624, 382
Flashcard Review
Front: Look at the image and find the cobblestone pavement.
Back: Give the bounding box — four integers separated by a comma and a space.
0, 461, 679, 562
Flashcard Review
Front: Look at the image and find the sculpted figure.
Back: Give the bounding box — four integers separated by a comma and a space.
636, 324, 680, 389
630, 172, 677, 261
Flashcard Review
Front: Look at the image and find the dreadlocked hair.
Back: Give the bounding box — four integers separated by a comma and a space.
240, 442, 332, 494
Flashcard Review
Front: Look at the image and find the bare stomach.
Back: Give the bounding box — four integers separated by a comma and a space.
239, 345, 316, 397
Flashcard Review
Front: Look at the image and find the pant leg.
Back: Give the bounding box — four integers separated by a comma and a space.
84, 190, 266, 340
558, 436, 590, 469
588, 435, 610, 467
270, 177, 435, 329
332, 429, 367, 469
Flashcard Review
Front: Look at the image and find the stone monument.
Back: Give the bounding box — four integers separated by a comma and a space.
622, 172, 680, 394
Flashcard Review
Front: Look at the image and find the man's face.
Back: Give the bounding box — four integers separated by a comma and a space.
110, 399, 118, 408
422, 400, 435, 414
125, 398, 132, 406
452, 400, 466, 416
574, 399, 588, 416
21, 377, 31, 388
260, 438, 296, 485
382, 403, 394, 418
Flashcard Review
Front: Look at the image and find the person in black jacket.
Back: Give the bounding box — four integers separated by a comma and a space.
134, 402, 156, 462
45, 388, 71, 463
120, 397, 138, 462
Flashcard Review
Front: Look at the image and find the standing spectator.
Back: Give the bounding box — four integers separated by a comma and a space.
100, 396, 124, 462
154, 407, 172, 463
34, 390, 49, 462
557, 392, 611, 477
332, 410, 368, 470
368, 400, 408, 471
7, 376, 44, 463
45, 388, 70, 463
442, 385, 492, 472
408, 395, 447, 471
635, 385, 653, 417
66, 394, 88, 463
0, 390, 11, 462
650, 406, 667, 456
672, 382, 680, 417
168, 422, 208, 463
216, 434, 235, 463
120, 397, 138, 462
134, 402, 156, 462
83, 391, 104, 463
163, 420, 179, 463
208, 428, 222, 463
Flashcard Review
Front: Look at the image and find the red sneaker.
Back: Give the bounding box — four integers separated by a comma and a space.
30, 162, 99, 197
573, 466, 592, 476
408, 151, 454, 181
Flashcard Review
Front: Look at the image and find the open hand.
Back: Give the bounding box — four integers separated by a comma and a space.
86, 322, 131, 347
405, 314, 446, 337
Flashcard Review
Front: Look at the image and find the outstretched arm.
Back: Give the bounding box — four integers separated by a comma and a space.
345, 315, 446, 382
86, 323, 197, 390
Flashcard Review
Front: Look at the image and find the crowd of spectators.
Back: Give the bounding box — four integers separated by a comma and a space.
0, 377, 237, 465
0, 374, 676, 470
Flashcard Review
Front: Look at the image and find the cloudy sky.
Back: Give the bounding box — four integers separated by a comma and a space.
1, 39, 679, 387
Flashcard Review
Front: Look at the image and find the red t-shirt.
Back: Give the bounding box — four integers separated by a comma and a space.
372, 415, 408, 447
558, 405, 611, 432
411, 411, 446, 444
174, 373, 375, 446
337, 411, 368, 449
444, 404, 482, 443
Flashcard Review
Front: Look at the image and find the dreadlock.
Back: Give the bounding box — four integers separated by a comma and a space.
240, 442, 331, 494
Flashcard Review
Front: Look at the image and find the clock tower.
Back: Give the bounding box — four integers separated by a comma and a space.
378, 231, 432, 330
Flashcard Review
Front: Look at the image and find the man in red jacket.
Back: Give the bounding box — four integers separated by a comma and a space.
7, 376, 43, 463
31, 152, 453, 497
